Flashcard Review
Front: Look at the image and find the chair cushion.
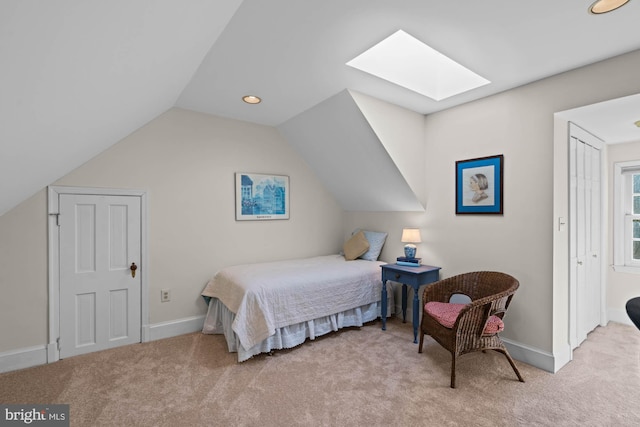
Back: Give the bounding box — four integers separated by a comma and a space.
425, 302, 504, 334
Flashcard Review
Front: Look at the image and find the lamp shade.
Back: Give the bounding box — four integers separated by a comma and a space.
401, 228, 422, 243
401, 228, 421, 259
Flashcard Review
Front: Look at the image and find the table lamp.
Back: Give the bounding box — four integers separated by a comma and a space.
401, 228, 421, 259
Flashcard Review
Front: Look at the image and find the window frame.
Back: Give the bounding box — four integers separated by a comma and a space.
613, 160, 640, 273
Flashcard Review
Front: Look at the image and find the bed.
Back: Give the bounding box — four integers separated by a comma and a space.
201, 253, 393, 362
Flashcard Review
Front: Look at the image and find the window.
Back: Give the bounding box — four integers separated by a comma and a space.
614, 161, 640, 272
628, 173, 640, 263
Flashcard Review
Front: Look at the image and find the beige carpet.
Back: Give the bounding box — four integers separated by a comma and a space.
1, 318, 639, 426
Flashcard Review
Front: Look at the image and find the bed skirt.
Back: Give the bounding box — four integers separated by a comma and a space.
203, 294, 394, 362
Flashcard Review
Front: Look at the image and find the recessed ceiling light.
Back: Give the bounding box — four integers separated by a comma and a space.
242, 95, 261, 104
589, 0, 630, 14
635, 120, 640, 128
346, 30, 490, 101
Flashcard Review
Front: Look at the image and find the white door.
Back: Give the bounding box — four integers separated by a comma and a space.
59, 194, 141, 358
569, 123, 603, 350
586, 145, 602, 333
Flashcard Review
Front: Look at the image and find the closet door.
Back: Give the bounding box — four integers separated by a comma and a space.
586, 145, 602, 334
569, 123, 603, 350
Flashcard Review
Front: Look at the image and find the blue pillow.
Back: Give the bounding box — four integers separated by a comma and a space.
356, 229, 387, 261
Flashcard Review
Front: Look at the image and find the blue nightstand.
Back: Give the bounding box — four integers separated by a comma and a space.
380, 263, 441, 343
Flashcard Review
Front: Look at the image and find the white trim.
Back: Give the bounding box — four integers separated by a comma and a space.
403, 300, 560, 372
612, 265, 640, 274
568, 123, 604, 150
567, 123, 607, 351
0, 328, 560, 375
550, 343, 572, 373
47, 187, 60, 363
147, 315, 206, 341
599, 146, 609, 329
0, 316, 204, 374
613, 162, 625, 266
47, 185, 149, 365
0, 345, 48, 374
501, 338, 560, 373
613, 160, 640, 269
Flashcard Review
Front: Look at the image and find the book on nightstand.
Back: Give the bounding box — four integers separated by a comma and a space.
396, 257, 421, 266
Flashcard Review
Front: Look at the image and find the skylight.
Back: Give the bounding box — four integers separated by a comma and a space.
346, 30, 490, 101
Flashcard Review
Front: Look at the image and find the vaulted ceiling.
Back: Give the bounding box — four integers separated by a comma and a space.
2, 0, 640, 216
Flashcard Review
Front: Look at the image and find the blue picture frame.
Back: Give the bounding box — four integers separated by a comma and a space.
455, 155, 503, 215
235, 172, 290, 220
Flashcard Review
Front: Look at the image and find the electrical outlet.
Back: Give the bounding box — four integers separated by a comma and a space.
161, 289, 171, 303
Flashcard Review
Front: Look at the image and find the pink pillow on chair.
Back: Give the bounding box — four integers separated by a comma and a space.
425, 301, 504, 334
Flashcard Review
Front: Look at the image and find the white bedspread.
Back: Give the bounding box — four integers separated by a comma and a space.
201, 255, 384, 350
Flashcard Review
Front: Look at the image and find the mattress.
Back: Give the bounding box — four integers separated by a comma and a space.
201, 254, 393, 360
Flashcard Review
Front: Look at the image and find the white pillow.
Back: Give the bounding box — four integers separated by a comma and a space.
355, 229, 387, 261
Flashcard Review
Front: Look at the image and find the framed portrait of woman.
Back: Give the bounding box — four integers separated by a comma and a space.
455, 155, 503, 215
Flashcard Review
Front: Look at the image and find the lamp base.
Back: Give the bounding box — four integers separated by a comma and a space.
403, 244, 416, 259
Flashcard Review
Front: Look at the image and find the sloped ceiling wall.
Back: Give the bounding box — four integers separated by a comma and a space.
0, 0, 243, 216
278, 90, 425, 212
350, 90, 427, 208
0, 0, 421, 217
3, 2, 639, 217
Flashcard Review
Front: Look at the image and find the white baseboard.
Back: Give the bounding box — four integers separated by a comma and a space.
502, 337, 563, 373
0, 315, 206, 374
2, 313, 583, 375
551, 344, 572, 373
145, 315, 205, 342
400, 303, 562, 373
0, 345, 48, 374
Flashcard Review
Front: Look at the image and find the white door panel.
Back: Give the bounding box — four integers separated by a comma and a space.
586, 146, 602, 332
569, 124, 603, 351
59, 194, 141, 358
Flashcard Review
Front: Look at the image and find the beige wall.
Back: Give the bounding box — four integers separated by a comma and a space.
346, 49, 640, 366
0, 190, 49, 350
0, 108, 343, 352
606, 140, 640, 321
3, 50, 640, 370
350, 90, 427, 207
346, 86, 556, 351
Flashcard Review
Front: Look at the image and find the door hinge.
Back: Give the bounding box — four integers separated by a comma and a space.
56, 337, 61, 352
49, 213, 60, 226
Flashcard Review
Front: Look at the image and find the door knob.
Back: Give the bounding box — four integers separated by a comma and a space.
130, 262, 138, 278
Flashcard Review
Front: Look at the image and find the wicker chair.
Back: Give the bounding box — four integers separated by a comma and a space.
418, 271, 525, 388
